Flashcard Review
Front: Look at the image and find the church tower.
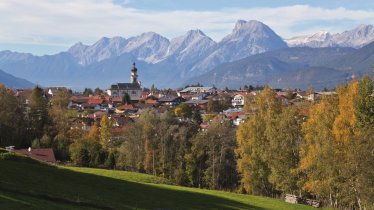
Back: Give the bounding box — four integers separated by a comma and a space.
131, 62, 138, 84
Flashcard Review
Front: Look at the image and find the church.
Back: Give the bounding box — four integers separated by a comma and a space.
107, 63, 142, 100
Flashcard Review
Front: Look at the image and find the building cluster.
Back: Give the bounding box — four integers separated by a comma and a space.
6, 63, 349, 163
12, 63, 342, 132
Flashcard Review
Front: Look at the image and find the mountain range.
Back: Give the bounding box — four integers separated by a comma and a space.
0, 69, 35, 88
0, 20, 373, 90
286, 24, 374, 48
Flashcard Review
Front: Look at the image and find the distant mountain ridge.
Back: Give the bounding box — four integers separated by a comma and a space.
0, 20, 374, 89
0, 69, 35, 88
186, 44, 374, 90
286, 24, 374, 48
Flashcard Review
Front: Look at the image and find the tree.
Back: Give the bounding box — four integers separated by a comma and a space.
348, 77, 374, 209
105, 150, 117, 169
69, 137, 103, 167
333, 81, 358, 144
52, 89, 70, 110
188, 118, 238, 190
207, 94, 232, 113
100, 114, 112, 149
0, 84, 27, 147
207, 97, 220, 113
94, 87, 103, 96
88, 124, 100, 141
236, 114, 273, 195
122, 92, 131, 105
299, 78, 374, 209
174, 103, 192, 118
117, 122, 145, 171
170, 122, 197, 185
141, 112, 159, 175
355, 76, 374, 128
192, 110, 203, 125
83, 88, 93, 96
28, 86, 49, 140
219, 93, 233, 111
52, 134, 71, 161
353, 127, 374, 209
48, 89, 71, 138
299, 96, 339, 205
265, 107, 302, 194
236, 86, 281, 196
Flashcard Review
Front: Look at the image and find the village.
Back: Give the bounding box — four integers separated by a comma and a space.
2, 63, 374, 207
7, 63, 339, 159
2, 1, 374, 209
2, 62, 373, 210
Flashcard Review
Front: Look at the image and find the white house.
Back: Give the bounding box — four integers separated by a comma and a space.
231, 94, 245, 107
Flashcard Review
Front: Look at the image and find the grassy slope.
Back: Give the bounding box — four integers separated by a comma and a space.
0, 190, 93, 210
0, 151, 318, 210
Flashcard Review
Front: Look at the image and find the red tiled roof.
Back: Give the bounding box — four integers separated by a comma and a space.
70, 96, 89, 103
145, 99, 158, 105
111, 97, 122, 103
230, 112, 243, 120
117, 104, 137, 110
88, 98, 104, 105
14, 148, 56, 163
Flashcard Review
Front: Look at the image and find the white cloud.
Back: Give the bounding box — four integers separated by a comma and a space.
1, 0, 374, 53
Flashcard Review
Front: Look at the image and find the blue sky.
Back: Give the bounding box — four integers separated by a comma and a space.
1, 0, 374, 55
117, 0, 374, 11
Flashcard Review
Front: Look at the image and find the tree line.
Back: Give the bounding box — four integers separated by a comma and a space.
0, 76, 373, 209
237, 77, 373, 209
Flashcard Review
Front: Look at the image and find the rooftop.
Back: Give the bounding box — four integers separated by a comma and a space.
14, 148, 56, 163
109, 83, 141, 90
179, 87, 215, 93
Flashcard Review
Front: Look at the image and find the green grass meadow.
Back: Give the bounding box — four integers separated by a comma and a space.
0, 150, 319, 210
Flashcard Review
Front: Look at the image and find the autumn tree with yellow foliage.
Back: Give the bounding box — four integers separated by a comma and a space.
299, 77, 373, 209
237, 78, 373, 209
299, 96, 339, 206
236, 86, 301, 196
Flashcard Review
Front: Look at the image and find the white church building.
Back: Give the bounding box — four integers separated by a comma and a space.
107, 63, 142, 99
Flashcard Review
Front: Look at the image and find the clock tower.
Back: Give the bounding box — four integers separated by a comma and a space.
131, 62, 138, 84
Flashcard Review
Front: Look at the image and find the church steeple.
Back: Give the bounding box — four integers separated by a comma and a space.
131, 62, 138, 84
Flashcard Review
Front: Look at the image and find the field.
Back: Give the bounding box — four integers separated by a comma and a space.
0, 150, 319, 210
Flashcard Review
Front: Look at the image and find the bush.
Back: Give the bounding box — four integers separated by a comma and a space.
53, 134, 71, 161
69, 138, 104, 167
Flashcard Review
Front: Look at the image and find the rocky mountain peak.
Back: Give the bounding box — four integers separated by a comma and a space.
125, 32, 170, 63
233, 20, 247, 30
310, 31, 332, 41
224, 20, 280, 43
68, 42, 88, 55
352, 24, 374, 36
186, 29, 206, 37
233, 20, 266, 33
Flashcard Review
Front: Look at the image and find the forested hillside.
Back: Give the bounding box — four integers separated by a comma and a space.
0, 77, 373, 209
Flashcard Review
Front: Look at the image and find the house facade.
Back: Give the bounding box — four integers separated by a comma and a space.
232, 94, 245, 107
